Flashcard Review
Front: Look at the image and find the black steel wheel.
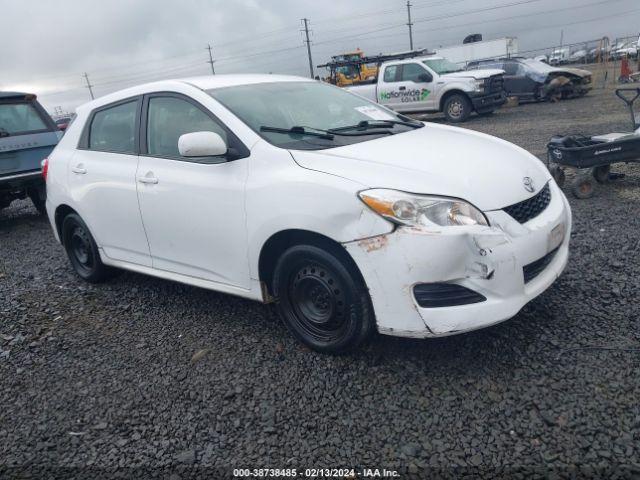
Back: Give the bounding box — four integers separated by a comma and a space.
593, 165, 611, 184
571, 172, 596, 199
443, 93, 471, 123
273, 244, 374, 353
62, 213, 116, 283
549, 164, 566, 188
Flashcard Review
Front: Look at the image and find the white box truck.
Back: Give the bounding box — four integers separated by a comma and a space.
435, 37, 519, 65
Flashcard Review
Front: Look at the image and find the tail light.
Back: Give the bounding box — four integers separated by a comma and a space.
41, 158, 49, 181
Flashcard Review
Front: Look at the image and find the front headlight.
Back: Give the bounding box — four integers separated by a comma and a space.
474, 79, 486, 92
359, 189, 488, 227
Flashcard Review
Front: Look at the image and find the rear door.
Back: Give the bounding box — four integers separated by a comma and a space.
0, 96, 60, 178
70, 97, 151, 267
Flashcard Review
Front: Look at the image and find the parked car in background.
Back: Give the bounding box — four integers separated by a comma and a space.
44, 75, 571, 353
0, 92, 61, 214
612, 40, 639, 59
54, 115, 74, 131
568, 49, 587, 64
549, 47, 569, 65
467, 58, 592, 102
345, 55, 506, 122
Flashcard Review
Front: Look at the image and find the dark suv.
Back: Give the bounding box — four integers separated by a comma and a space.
0, 92, 61, 214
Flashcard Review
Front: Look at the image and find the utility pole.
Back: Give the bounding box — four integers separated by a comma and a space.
206, 43, 216, 74
83, 72, 94, 100
301, 18, 314, 78
406, 0, 414, 51
559, 29, 564, 48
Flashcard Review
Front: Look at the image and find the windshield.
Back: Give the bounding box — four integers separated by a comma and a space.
208, 81, 417, 150
0, 102, 48, 137
522, 59, 556, 73
422, 58, 463, 74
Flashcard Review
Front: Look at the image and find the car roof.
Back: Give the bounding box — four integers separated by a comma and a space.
0, 91, 31, 99
76, 74, 313, 114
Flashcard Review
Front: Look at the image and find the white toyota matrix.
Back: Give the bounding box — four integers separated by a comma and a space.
44, 75, 571, 353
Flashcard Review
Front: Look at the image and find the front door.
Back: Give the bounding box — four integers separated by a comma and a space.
135, 94, 250, 288
379, 63, 436, 112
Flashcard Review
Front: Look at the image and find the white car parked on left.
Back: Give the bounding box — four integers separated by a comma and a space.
45, 75, 571, 353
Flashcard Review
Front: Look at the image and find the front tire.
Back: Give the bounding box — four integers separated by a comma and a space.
443, 93, 472, 123
273, 245, 374, 354
61, 213, 116, 283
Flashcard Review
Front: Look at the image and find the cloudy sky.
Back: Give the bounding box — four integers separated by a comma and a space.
2, 0, 638, 112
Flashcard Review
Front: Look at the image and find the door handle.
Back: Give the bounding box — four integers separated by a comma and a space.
138, 176, 158, 185
399, 86, 406, 91
71, 165, 87, 174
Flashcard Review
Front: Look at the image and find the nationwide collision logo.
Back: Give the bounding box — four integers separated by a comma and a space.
380, 88, 430, 103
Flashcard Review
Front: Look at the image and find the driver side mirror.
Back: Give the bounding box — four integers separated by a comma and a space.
178, 131, 227, 158
418, 73, 433, 83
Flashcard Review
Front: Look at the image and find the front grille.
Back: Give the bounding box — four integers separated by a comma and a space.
523, 248, 559, 284
503, 183, 551, 224
489, 75, 504, 93
413, 283, 486, 308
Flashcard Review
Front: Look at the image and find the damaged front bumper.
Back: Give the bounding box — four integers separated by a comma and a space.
343, 181, 572, 338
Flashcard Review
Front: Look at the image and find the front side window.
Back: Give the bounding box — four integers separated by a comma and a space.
89, 101, 137, 154
400, 63, 428, 82
146, 96, 227, 158
0, 102, 48, 137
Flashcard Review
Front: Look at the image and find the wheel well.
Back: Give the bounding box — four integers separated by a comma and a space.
440, 89, 470, 111
258, 229, 365, 297
54, 204, 77, 244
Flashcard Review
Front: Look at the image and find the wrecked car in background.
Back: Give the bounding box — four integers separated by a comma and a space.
467, 57, 592, 102
44, 74, 571, 353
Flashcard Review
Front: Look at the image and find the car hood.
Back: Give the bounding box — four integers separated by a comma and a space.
554, 67, 591, 78
442, 68, 504, 80
290, 123, 551, 212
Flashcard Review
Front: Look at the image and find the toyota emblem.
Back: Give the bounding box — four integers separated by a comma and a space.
523, 177, 535, 193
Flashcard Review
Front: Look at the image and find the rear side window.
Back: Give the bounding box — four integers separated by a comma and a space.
400, 63, 428, 82
383, 65, 400, 82
0, 103, 48, 137
89, 101, 137, 154
146, 96, 227, 158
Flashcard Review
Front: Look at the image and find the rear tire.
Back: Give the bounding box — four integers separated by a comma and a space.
273, 244, 374, 354
61, 213, 116, 283
443, 94, 472, 123
571, 172, 596, 199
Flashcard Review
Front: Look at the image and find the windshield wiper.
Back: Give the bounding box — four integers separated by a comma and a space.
260, 125, 334, 140
329, 119, 422, 133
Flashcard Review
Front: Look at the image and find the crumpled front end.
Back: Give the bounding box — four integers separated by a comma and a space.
343, 181, 572, 338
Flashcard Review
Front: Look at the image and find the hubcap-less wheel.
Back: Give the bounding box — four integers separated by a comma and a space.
70, 226, 95, 274
273, 244, 374, 353
289, 263, 348, 343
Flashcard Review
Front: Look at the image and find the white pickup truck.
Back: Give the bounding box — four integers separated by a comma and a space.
346, 56, 506, 122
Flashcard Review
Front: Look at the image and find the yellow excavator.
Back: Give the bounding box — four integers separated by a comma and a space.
322, 49, 378, 87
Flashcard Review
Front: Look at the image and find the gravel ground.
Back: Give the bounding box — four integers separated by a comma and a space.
1, 83, 640, 479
